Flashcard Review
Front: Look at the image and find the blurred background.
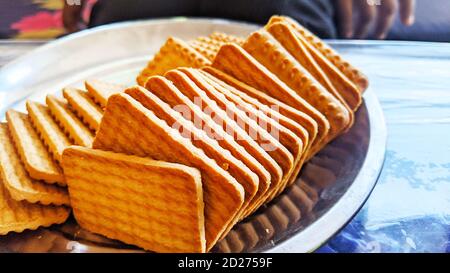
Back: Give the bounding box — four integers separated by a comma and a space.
0, 0, 449, 42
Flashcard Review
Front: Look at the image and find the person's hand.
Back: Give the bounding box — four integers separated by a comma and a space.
62, 0, 86, 33
336, 0, 416, 39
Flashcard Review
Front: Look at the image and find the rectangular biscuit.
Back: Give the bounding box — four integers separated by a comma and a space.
211, 44, 332, 150
242, 30, 353, 138
62, 87, 103, 131
209, 32, 245, 45
202, 67, 325, 158
0, 123, 70, 206
62, 146, 205, 253
144, 76, 276, 220
268, 15, 369, 92
85, 79, 126, 108
124, 85, 259, 223
0, 173, 69, 235
46, 95, 94, 147
92, 92, 244, 250
136, 37, 210, 86
5, 110, 65, 185
200, 69, 313, 188
189, 40, 218, 61
26, 101, 73, 164
165, 70, 294, 210
202, 67, 321, 158
197, 70, 308, 203
181, 68, 303, 207
265, 22, 360, 111
266, 21, 362, 111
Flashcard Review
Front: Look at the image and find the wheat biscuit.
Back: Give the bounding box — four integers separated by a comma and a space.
211, 44, 332, 149
165, 70, 293, 211
136, 37, 210, 86
196, 70, 307, 203
0, 123, 70, 205
0, 173, 69, 235
145, 76, 280, 216
92, 93, 244, 250
26, 101, 72, 164
62, 87, 103, 131
242, 30, 353, 138
268, 15, 369, 92
5, 110, 64, 185
46, 95, 94, 147
124, 85, 259, 222
266, 21, 362, 111
85, 79, 126, 108
201, 67, 322, 158
62, 146, 205, 253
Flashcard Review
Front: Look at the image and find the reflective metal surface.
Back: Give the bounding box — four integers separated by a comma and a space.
0, 19, 387, 253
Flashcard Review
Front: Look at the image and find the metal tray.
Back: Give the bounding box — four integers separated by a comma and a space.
0, 18, 387, 253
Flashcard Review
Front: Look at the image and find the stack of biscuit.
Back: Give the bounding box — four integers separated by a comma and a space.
0, 15, 368, 253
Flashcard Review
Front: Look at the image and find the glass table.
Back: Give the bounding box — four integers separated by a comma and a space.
1, 39, 449, 253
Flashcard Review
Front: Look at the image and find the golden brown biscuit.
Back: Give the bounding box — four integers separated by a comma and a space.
46, 95, 94, 147
165, 69, 293, 211
202, 66, 318, 155
85, 79, 126, 108
0, 172, 69, 235
145, 76, 280, 217
202, 67, 320, 158
242, 30, 353, 137
209, 32, 245, 45
0, 123, 70, 205
268, 15, 369, 92
92, 93, 244, 251
63, 88, 103, 131
124, 85, 259, 224
200, 69, 313, 190
26, 101, 72, 163
5, 110, 64, 185
189, 40, 218, 61
266, 21, 362, 111
62, 146, 205, 253
136, 37, 210, 86
197, 70, 307, 203
211, 44, 335, 150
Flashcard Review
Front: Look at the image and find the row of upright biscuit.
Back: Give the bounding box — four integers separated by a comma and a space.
0, 80, 119, 235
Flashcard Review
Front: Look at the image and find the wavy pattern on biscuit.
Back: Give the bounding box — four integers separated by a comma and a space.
63, 88, 103, 131
211, 44, 331, 155
242, 30, 353, 139
85, 79, 126, 108
0, 123, 70, 205
27, 101, 73, 164
46, 95, 94, 147
0, 172, 69, 235
266, 21, 362, 111
209, 32, 245, 45
5, 110, 64, 185
268, 15, 369, 92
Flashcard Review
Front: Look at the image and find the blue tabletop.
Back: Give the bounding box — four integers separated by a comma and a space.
1, 39, 449, 253
317, 41, 450, 253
